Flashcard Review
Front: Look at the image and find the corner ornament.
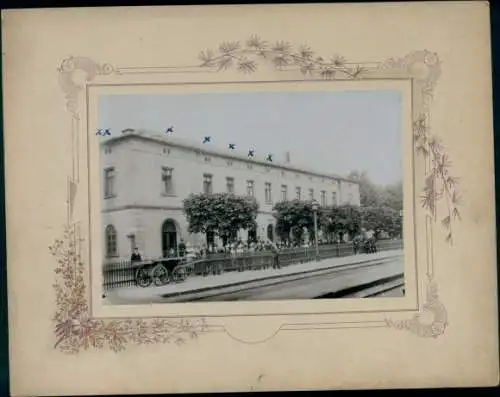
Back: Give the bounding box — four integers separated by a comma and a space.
57, 56, 115, 117
378, 49, 441, 108
386, 279, 448, 338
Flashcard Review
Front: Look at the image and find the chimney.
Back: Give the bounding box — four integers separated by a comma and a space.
284, 151, 291, 164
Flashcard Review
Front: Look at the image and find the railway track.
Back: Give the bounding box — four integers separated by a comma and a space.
314, 274, 404, 299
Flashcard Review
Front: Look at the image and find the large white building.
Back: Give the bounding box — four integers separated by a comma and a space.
100, 129, 360, 261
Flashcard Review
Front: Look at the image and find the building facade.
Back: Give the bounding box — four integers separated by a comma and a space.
101, 129, 360, 261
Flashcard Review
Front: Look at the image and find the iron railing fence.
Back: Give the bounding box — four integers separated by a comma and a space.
103, 239, 403, 291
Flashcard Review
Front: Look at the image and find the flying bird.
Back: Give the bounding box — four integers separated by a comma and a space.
165, 126, 174, 135
248, 149, 255, 158
96, 128, 111, 136
228, 143, 236, 150
266, 154, 273, 162
203, 136, 211, 143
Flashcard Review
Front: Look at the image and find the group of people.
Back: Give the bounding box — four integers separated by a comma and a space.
352, 235, 378, 254
129, 234, 379, 264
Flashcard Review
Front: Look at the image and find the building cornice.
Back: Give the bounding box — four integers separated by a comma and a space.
102, 203, 277, 216
101, 130, 359, 185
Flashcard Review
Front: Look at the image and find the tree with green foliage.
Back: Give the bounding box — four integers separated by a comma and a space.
182, 193, 259, 246
359, 206, 402, 238
318, 204, 402, 242
273, 200, 325, 244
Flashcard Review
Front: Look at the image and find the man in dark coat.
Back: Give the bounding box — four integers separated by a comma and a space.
131, 247, 142, 263
178, 239, 186, 258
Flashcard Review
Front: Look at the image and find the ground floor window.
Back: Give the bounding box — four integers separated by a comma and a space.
105, 224, 118, 257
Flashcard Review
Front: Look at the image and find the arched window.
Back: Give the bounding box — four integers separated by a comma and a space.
105, 225, 118, 257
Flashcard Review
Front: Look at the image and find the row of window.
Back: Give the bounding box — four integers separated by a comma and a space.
104, 166, 346, 206
204, 173, 338, 206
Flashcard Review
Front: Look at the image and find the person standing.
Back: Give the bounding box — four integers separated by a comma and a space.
178, 239, 186, 258
131, 247, 142, 263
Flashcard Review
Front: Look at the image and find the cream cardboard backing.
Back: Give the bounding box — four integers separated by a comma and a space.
2, 2, 499, 395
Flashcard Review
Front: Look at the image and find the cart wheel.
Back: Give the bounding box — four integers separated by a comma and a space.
152, 264, 169, 286
135, 268, 152, 288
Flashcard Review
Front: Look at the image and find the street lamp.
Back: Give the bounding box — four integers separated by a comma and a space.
311, 199, 320, 261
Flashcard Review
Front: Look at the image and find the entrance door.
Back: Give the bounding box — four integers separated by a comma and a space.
248, 226, 257, 243
267, 224, 274, 242
162, 219, 177, 257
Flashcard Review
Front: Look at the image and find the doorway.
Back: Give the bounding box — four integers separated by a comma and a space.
161, 219, 177, 257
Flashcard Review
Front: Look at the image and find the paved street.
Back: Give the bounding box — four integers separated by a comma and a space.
185, 255, 403, 301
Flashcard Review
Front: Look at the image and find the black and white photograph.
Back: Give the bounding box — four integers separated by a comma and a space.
99, 89, 405, 304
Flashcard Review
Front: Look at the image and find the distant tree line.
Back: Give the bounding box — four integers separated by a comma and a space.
348, 170, 403, 211
273, 201, 402, 245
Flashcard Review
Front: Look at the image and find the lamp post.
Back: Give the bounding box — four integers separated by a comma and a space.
311, 199, 320, 261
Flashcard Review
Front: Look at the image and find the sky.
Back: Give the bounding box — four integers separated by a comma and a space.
99, 89, 402, 186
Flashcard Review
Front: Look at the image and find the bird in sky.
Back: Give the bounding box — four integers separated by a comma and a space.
203, 136, 211, 143
228, 143, 236, 150
165, 126, 174, 135
266, 154, 273, 162
96, 128, 111, 136
248, 149, 255, 158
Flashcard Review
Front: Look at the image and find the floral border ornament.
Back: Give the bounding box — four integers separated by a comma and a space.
199, 35, 367, 79
50, 225, 206, 354
51, 37, 461, 352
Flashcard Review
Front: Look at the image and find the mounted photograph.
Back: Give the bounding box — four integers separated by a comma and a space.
98, 89, 405, 305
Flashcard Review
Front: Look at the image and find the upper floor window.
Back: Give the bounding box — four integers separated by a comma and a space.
296, 187, 301, 200
281, 184, 288, 201
226, 177, 235, 194
104, 167, 115, 198
265, 182, 272, 204
162, 167, 174, 195
105, 224, 118, 258
320, 190, 327, 207
309, 188, 314, 201
246, 180, 255, 197
203, 174, 213, 194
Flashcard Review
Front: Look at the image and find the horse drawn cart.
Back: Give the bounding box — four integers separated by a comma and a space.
134, 257, 193, 288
